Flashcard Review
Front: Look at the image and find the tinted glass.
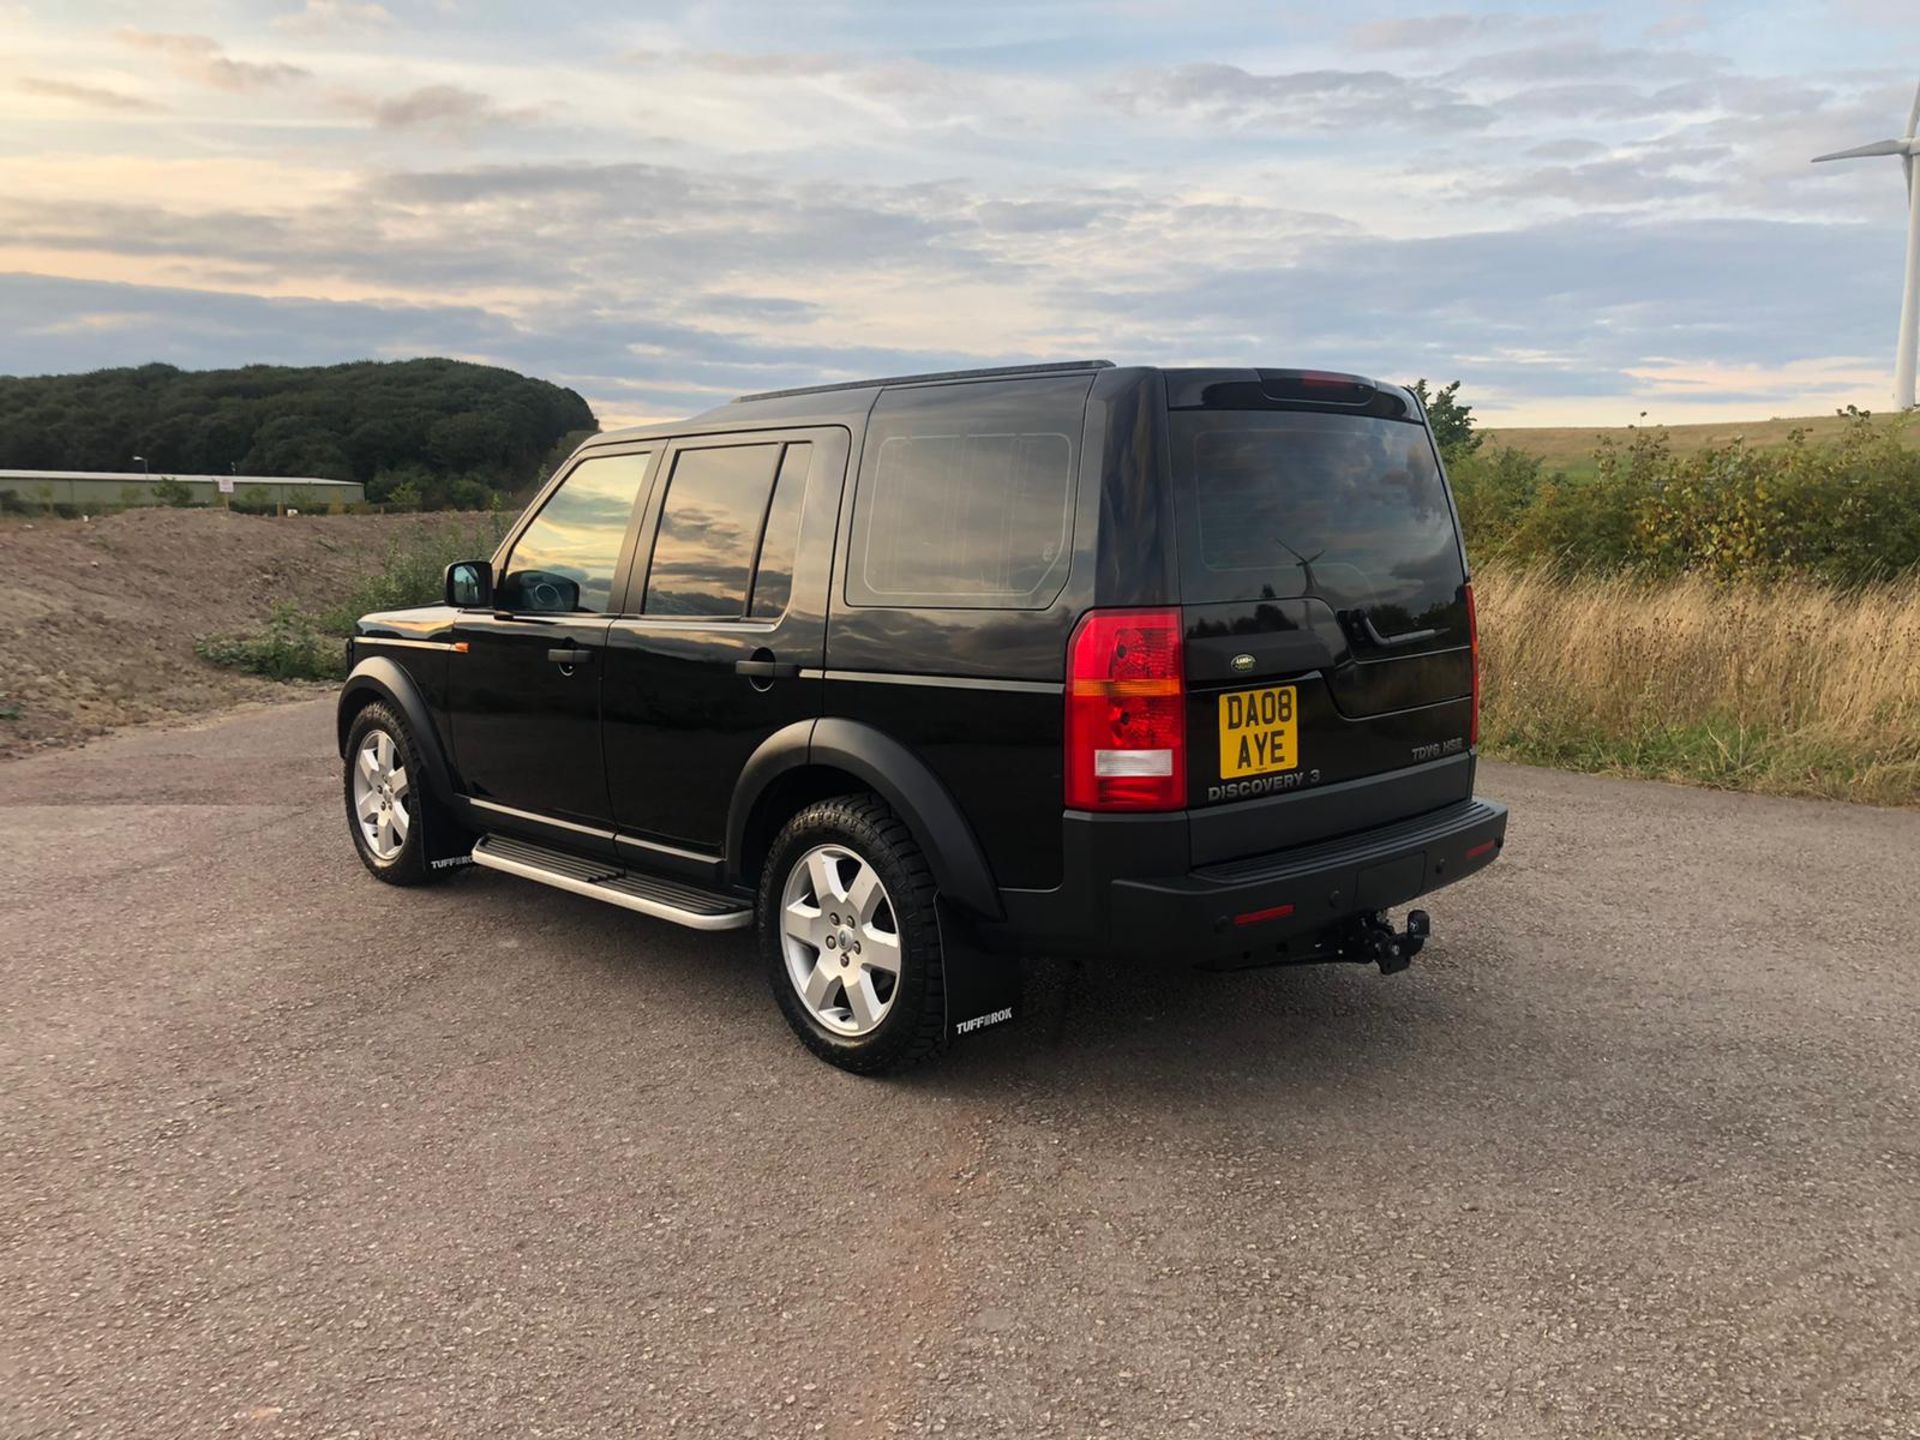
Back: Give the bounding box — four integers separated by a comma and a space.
644, 443, 781, 617
848, 374, 1088, 609
1170, 410, 1465, 625
497, 451, 650, 614
747, 442, 812, 619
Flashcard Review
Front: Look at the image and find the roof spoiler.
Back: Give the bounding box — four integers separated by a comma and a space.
1165, 368, 1415, 420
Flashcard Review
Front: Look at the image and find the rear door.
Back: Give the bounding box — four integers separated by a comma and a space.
601, 428, 848, 867
1168, 395, 1473, 835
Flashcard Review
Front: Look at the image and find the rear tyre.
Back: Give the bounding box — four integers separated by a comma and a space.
758, 794, 948, 1074
343, 701, 452, 887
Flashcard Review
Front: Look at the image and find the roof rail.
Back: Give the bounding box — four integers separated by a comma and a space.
734, 359, 1113, 404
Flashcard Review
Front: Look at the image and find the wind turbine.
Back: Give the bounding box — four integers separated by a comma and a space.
1812, 81, 1920, 410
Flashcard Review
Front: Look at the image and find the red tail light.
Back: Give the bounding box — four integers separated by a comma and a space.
1065, 607, 1186, 811
1465, 581, 1481, 747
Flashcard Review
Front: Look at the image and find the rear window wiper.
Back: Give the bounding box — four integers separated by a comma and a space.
1348, 607, 1438, 649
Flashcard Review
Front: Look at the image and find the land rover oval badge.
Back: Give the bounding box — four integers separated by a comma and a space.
1230, 653, 1256, 673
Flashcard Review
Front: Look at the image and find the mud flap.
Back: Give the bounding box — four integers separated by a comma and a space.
421, 802, 477, 874
937, 897, 1021, 1042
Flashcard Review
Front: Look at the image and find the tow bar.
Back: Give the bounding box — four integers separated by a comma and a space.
1332, 909, 1431, 974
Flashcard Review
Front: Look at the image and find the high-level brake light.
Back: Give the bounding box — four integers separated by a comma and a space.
1065, 608, 1186, 812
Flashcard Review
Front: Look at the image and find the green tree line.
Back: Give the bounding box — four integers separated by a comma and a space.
0, 358, 598, 510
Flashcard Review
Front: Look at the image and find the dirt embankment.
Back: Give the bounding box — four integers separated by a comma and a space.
0, 508, 471, 757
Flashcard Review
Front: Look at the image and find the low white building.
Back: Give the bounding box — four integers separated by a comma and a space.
0, 469, 365, 509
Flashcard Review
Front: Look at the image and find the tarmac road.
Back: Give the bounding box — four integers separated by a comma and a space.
4, 698, 1918, 1439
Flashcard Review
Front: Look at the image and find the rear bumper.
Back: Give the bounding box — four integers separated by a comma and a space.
1111, 798, 1506, 964
993, 796, 1507, 964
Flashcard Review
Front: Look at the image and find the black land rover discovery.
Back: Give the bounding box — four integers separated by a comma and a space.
338, 361, 1507, 1072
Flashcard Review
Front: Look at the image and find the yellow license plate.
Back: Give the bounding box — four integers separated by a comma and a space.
1219, 685, 1299, 779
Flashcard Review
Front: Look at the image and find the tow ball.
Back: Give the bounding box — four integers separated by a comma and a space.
1335, 909, 1431, 974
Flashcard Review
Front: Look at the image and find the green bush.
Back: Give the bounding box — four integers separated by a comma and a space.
198, 514, 509, 682
1410, 379, 1483, 465
194, 604, 343, 681
1450, 410, 1920, 585
150, 476, 194, 507
310, 515, 506, 634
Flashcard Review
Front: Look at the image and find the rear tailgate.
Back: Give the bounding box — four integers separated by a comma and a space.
1168, 388, 1475, 850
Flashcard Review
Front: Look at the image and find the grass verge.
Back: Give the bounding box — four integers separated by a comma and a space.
1477, 565, 1920, 805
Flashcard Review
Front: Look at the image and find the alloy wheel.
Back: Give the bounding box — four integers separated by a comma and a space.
780, 844, 902, 1036
351, 728, 412, 862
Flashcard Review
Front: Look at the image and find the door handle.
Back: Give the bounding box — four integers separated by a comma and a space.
547, 645, 595, 666
734, 658, 801, 680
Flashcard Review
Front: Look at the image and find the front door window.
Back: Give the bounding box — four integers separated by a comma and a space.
497, 452, 651, 614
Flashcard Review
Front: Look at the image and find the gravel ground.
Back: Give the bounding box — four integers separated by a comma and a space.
3, 698, 1917, 1438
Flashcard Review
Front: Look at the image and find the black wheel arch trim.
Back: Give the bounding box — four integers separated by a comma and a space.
336, 656, 456, 803
727, 718, 1004, 921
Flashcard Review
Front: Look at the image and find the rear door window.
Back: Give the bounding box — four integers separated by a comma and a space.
847, 374, 1089, 609
1169, 410, 1466, 634
643, 443, 783, 618
747, 442, 813, 619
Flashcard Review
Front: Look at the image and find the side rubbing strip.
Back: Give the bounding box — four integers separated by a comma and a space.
356, 637, 464, 653
821, 670, 1062, 696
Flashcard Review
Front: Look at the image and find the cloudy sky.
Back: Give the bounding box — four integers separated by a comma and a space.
3, 1, 1918, 427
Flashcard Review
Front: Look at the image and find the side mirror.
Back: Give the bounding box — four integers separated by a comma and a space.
445, 560, 493, 609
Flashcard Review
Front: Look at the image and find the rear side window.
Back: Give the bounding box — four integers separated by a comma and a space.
497, 451, 651, 614
1169, 410, 1466, 627
847, 374, 1089, 609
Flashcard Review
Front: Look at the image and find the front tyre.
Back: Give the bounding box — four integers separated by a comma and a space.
759, 795, 948, 1074
343, 701, 448, 887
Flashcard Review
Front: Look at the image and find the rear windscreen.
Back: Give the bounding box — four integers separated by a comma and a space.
1169, 409, 1466, 624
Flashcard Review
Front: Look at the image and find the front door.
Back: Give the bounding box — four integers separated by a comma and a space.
448, 448, 655, 837
602, 428, 847, 861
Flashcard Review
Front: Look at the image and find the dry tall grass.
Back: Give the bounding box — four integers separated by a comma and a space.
1475, 564, 1920, 805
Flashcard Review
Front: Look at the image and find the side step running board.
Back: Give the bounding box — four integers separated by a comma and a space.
470, 834, 752, 932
